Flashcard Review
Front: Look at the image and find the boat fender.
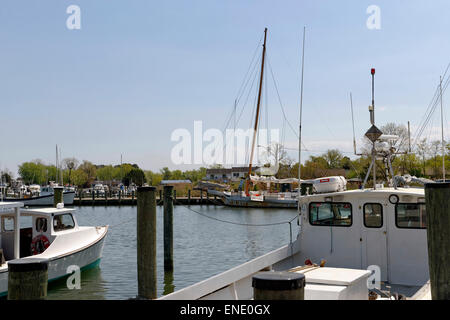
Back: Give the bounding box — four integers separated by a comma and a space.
31, 235, 50, 255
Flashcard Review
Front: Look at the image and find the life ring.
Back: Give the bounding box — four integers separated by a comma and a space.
31, 235, 50, 255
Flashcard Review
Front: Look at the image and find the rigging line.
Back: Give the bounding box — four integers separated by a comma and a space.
413, 85, 440, 144
175, 199, 298, 227
266, 54, 310, 152
413, 70, 450, 146
215, 53, 262, 156
235, 34, 264, 104
219, 48, 263, 140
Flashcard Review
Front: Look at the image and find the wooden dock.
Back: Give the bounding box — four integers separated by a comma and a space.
73, 196, 223, 206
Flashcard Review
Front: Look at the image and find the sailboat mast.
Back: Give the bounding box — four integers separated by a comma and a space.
298, 26, 306, 206
440, 76, 446, 181
245, 28, 267, 195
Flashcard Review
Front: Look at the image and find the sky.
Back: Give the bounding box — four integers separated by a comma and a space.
0, 0, 449, 176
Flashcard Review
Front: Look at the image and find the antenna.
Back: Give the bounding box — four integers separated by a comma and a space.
440, 76, 446, 181
408, 121, 411, 153
350, 92, 358, 155
298, 26, 306, 206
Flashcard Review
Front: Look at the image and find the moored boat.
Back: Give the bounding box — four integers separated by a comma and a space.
0, 201, 108, 297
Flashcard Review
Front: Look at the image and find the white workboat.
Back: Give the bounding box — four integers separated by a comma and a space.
159, 66, 433, 300
0, 202, 108, 297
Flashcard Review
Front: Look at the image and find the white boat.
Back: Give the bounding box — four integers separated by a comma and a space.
159, 67, 433, 300
0, 202, 108, 297
3, 186, 76, 206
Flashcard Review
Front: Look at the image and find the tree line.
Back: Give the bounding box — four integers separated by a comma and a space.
1, 159, 207, 189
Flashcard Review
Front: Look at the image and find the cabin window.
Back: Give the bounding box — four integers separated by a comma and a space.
53, 214, 75, 231
309, 202, 352, 227
396, 203, 427, 229
2, 217, 15, 231
364, 203, 383, 228
36, 218, 48, 233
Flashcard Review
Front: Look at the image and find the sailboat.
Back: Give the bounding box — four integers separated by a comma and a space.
221, 28, 299, 209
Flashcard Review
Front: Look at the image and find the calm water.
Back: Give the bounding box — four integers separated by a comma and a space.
46, 205, 298, 300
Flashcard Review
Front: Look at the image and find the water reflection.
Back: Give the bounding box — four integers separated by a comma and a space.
47, 267, 107, 300
163, 271, 175, 295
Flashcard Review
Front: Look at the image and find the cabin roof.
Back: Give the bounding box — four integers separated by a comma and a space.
0, 202, 24, 210
302, 187, 425, 199
21, 207, 76, 216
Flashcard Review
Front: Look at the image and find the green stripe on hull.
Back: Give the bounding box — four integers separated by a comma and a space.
0, 258, 101, 298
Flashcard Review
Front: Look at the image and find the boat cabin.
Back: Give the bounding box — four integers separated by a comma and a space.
0, 202, 78, 263
297, 187, 428, 286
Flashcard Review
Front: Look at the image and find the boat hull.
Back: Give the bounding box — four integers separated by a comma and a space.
2, 192, 75, 206
0, 227, 107, 297
224, 195, 297, 208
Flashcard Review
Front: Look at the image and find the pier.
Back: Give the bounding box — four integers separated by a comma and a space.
73, 194, 224, 206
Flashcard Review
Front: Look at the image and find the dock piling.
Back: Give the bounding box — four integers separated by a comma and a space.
163, 185, 174, 271
425, 182, 450, 300
137, 186, 157, 299
8, 258, 49, 300
252, 271, 305, 300
53, 186, 63, 207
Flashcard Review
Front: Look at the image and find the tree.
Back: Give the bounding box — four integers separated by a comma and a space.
78, 161, 97, 186
71, 168, 88, 187
62, 158, 79, 185
97, 165, 114, 184
123, 168, 146, 187
160, 167, 171, 180
18, 160, 47, 185
416, 138, 429, 176
323, 149, 344, 169
1, 169, 13, 185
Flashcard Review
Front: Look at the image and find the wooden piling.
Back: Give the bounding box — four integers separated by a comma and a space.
163, 185, 174, 271
53, 186, 63, 207
8, 258, 49, 300
137, 186, 157, 299
425, 182, 450, 300
188, 189, 191, 204
252, 271, 305, 300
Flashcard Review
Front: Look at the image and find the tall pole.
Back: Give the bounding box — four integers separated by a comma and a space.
440, 76, 446, 181
298, 26, 306, 206
371, 69, 376, 189
246, 28, 267, 195
350, 92, 357, 155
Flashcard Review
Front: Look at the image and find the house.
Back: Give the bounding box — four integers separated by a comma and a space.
205, 167, 259, 182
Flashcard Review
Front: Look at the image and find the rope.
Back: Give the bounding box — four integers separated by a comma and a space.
174, 199, 298, 227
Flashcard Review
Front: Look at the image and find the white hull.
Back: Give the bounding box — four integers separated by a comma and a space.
3, 192, 75, 206
0, 225, 107, 297
224, 195, 297, 208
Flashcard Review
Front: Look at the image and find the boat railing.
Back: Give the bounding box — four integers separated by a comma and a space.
159, 241, 299, 300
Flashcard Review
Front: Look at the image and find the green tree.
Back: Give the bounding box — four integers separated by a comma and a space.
71, 169, 88, 187
78, 161, 97, 186
62, 157, 79, 185
18, 160, 47, 185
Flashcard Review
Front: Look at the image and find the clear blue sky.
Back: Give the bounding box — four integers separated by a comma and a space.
0, 0, 449, 175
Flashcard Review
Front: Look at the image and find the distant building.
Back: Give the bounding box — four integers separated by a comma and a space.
205, 167, 259, 182
160, 180, 192, 185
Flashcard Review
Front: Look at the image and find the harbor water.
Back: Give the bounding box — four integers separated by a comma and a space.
46, 205, 298, 299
